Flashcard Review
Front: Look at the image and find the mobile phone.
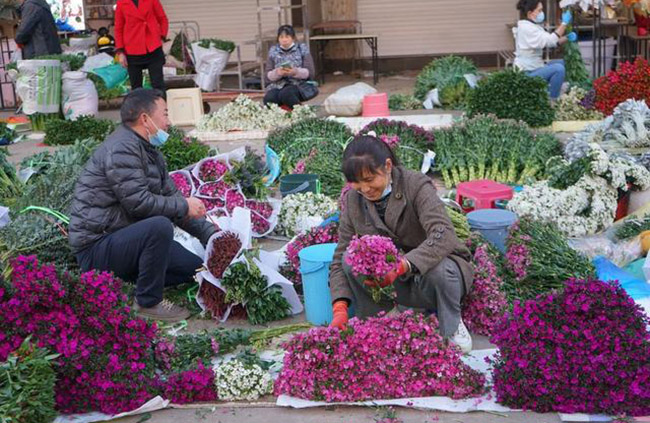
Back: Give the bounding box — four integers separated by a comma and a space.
280, 61, 292, 69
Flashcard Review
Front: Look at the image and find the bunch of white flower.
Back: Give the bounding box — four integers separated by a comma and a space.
508, 175, 618, 237
585, 143, 650, 191
214, 359, 273, 401
277, 192, 338, 237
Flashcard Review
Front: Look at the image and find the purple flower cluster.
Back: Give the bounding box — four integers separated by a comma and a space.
274, 311, 486, 402
163, 362, 218, 404
345, 235, 401, 283
198, 180, 233, 199
281, 223, 339, 285
0, 256, 159, 415
490, 279, 650, 416
170, 171, 194, 198
198, 158, 229, 182
360, 119, 435, 146
505, 227, 531, 282
246, 199, 274, 234
379, 134, 400, 149
579, 89, 597, 111
461, 244, 507, 337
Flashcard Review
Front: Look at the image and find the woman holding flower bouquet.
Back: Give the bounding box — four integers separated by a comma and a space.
329, 135, 474, 353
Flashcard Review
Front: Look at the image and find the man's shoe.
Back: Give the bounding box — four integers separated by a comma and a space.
133, 299, 190, 323
450, 319, 473, 354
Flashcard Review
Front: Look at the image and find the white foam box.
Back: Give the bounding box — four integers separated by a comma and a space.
644, 253, 650, 282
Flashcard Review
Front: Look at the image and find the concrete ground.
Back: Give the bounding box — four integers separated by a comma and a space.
3, 73, 575, 423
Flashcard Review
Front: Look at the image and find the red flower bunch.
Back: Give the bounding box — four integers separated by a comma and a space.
594, 58, 650, 115
281, 222, 339, 285
0, 256, 159, 415
170, 171, 194, 198
490, 279, 650, 415
245, 199, 274, 235
162, 362, 218, 404
198, 158, 229, 182
275, 311, 486, 402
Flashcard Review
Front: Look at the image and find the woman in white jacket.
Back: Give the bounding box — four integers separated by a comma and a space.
514, 0, 577, 99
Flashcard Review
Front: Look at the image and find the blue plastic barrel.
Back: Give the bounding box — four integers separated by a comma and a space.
467, 209, 518, 253
299, 243, 337, 325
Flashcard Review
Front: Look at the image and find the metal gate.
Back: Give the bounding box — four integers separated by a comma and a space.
0, 37, 17, 110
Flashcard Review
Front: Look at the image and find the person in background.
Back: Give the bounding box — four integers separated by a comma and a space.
264, 24, 316, 110
514, 0, 576, 100
68, 89, 217, 322
114, 0, 168, 92
14, 0, 62, 59
329, 135, 474, 353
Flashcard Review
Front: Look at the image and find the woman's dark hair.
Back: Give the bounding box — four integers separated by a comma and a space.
342, 135, 399, 183
517, 0, 541, 17
277, 25, 296, 40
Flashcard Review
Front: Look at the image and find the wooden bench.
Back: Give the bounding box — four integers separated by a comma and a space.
497, 50, 516, 69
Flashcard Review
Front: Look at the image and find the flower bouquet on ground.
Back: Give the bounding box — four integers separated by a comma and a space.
214, 359, 273, 401
194, 156, 230, 183
280, 222, 340, 286
169, 170, 195, 198
277, 192, 338, 237
274, 311, 486, 402
490, 278, 650, 415
344, 235, 402, 303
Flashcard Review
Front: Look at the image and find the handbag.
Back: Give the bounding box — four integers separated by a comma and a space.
297, 80, 319, 101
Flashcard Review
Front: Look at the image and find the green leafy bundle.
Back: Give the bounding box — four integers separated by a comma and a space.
615, 214, 650, 240
388, 94, 421, 111
0, 122, 16, 143
88, 74, 124, 100
267, 118, 352, 196
0, 148, 22, 204
505, 218, 596, 302
446, 206, 470, 241
221, 261, 292, 326
29, 113, 61, 132
0, 338, 59, 423
466, 69, 555, 128
43, 115, 116, 146
433, 115, 562, 188
170, 31, 190, 63
414, 55, 478, 109
198, 38, 236, 53
224, 147, 269, 199
160, 126, 214, 171
546, 155, 593, 190
6, 53, 86, 72
360, 118, 436, 171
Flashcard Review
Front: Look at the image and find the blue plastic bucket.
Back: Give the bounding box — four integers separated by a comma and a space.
467, 209, 518, 253
299, 243, 337, 325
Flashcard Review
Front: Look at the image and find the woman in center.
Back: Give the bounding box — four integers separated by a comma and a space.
329, 135, 474, 352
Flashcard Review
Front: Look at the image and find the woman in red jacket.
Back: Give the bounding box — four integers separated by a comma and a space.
114, 0, 168, 92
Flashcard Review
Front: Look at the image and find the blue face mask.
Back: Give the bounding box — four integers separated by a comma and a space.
534, 11, 545, 24
146, 117, 169, 147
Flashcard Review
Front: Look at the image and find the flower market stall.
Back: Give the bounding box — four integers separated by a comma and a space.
2, 48, 650, 423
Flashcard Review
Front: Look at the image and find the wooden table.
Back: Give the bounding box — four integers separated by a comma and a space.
309, 33, 379, 85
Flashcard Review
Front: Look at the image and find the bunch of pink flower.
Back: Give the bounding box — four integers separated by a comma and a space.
198, 158, 229, 182
274, 311, 486, 402
281, 222, 339, 285
0, 256, 159, 415
225, 189, 245, 213
198, 180, 233, 199
292, 148, 318, 174
490, 278, 650, 416
504, 226, 532, 282
461, 244, 507, 337
246, 199, 273, 235
170, 172, 193, 198
345, 235, 401, 302
162, 362, 218, 404
380, 134, 400, 149
200, 197, 225, 212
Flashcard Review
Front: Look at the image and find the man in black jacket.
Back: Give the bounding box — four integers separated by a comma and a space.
68, 89, 215, 322
15, 0, 62, 59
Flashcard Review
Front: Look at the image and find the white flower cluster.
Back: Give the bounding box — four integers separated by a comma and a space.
553, 87, 603, 121
214, 359, 273, 401
508, 175, 618, 237
277, 192, 338, 237
197, 95, 316, 133
586, 143, 650, 191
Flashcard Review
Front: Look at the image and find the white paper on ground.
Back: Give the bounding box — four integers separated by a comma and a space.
54, 396, 169, 423
558, 414, 612, 422
276, 349, 514, 412
253, 257, 303, 315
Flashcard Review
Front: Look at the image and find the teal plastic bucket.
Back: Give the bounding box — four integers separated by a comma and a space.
280, 174, 321, 197
299, 243, 337, 325
467, 209, 518, 253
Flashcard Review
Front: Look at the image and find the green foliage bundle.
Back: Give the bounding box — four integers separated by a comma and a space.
615, 214, 650, 240
198, 38, 236, 53
466, 69, 555, 127
6, 53, 85, 72
0, 148, 22, 204
414, 55, 478, 108
0, 338, 59, 423
433, 115, 562, 187
43, 115, 116, 146
388, 94, 421, 111
266, 118, 352, 197
160, 126, 214, 171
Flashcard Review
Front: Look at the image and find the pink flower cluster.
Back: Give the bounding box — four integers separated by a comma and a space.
246, 199, 274, 234
198, 158, 229, 182
345, 235, 401, 282
505, 227, 531, 282
461, 244, 507, 337
0, 256, 159, 415
225, 189, 245, 213
274, 311, 486, 402
490, 279, 650, 416
198, 180, 233, 199
379, 134, 400, 149
170, 171, 194, 198
281, 222, 339, 285
162, 362, 218, 404
292, 148, 318, 174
